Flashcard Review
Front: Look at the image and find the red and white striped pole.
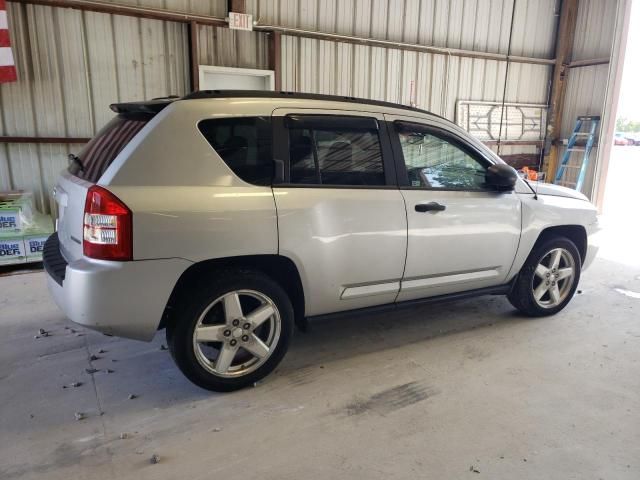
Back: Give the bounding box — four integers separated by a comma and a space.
0, 0, 17, 83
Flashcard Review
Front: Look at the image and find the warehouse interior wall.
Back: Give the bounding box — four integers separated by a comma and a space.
559, 0, 621, 200
0, 0, 620, 214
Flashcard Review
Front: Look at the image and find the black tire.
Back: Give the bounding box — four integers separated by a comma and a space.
167, 269, 294, 392
508, 236, 581, 317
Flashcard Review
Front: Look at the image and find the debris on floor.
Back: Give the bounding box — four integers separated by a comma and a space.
98, 348, 107, 354
85, 368, 99, 374
149, 454, 160, 464
89, 354, 100, 361
62, 382, 83, 389
469, 465, 480, 473
212, 427, 222, 432
128, 394, 137, 400
104, 369, 114, 374
160, 344, 168, 351
119, 432, 130, 439
34, 328, 50, 339
74, 412, 86, 421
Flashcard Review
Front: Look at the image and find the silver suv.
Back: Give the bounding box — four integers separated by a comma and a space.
44, 91, 598, 391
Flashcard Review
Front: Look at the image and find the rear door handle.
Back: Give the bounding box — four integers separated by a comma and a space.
415, 202, 446, 213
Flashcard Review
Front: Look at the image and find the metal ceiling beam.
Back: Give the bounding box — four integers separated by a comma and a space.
252, 24, 557, 66
228, 0, 245, 14
543, 0, 580, 181
568, 57, 610, 68
188, 21, 199, 91
268, 32, 282, 91
9, 0, 228, 26
0, 136, 90, 143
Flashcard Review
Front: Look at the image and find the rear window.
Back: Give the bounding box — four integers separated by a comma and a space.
69, 115, 149, 182
198, 117, 273, 186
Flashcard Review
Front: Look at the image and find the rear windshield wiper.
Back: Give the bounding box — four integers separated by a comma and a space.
68, 153, 84, 174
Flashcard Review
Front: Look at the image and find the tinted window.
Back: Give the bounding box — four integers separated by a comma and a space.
199, 117, 273, 186
288, 122, 385, 186
396, 123, 488, 190
69, 115, 149, 182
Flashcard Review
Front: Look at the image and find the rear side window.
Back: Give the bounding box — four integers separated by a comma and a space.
198, 117, 273, 186
286, 116, 385, 186
70, 115, 149, 182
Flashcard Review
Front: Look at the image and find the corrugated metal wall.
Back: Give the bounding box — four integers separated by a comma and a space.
254, 0, 557, 56
0, 0, 620, 212
558, 0, 618, 197
273, 0, 558, 162
0, 1, 265, 214
279, 39, 551, 120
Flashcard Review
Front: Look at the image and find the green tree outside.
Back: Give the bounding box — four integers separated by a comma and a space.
616, 117, 640, 132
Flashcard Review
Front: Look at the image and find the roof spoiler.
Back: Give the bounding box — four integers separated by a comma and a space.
109, 96, 179, 115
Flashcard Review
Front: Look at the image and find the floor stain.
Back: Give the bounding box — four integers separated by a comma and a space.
464, 345, 491, 361
285, 366, 320, 386
0, 442, 106, 480
342, 382, 438, 417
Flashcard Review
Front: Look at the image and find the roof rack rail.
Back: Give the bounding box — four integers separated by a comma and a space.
182, 90, 445, 120
109, 90, 447, 121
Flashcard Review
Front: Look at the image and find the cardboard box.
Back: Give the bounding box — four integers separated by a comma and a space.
0, 237, 26, 265
0, 190, 36, 235
24, 234, 49, 261
0, 208, 21, 233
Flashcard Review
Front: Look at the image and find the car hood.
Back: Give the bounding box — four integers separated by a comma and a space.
527, 182, 590, 201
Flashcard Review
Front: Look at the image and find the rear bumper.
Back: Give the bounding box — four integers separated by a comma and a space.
44, 233, 191, 341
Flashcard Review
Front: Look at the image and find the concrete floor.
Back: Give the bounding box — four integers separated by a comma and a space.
1, 149, 639, 480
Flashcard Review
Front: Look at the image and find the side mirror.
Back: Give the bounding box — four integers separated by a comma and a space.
485, 163, 518, 191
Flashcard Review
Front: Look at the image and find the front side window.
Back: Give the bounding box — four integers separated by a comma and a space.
288, 119, 385, 186
198, 117, 273, 186
396, 122, 489, 190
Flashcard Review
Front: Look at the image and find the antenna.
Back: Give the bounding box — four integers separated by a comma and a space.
533, 140, 545, 200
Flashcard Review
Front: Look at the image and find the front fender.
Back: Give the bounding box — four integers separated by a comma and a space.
507, 193, 598, 280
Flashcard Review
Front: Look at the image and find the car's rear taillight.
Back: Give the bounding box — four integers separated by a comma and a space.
83, 185, 132, 261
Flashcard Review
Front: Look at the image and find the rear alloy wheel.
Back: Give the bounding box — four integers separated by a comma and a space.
168, 270, 294, 392
508, 236, 581, 316
193, 290, 281, 378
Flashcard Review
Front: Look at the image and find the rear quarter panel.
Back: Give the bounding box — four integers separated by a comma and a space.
106, 186, 278, 261
101, 99, 280, 261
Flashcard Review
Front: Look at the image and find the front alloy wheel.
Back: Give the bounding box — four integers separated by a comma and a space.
508, 236, 581, 316
531, 248, 576, 309
168, 269, 294, 392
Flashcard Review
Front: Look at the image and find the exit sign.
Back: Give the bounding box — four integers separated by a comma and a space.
229, 12, 253, 31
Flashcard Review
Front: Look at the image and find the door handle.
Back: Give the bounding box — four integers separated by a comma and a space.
415, 202, 446, 213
